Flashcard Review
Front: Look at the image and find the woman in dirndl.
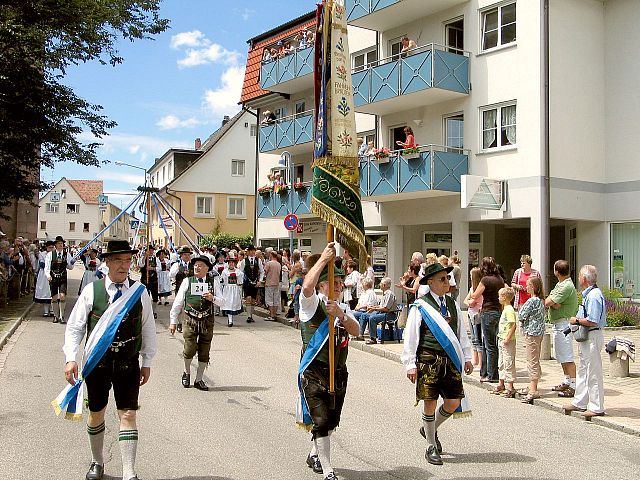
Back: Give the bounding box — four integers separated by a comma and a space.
78, 248, 101, 294
34, 240, 54, 316
221, 252, 244, 327
156, 249, 172, 305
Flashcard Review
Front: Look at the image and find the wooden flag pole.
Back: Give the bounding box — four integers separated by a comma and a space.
326, 224, 336, 406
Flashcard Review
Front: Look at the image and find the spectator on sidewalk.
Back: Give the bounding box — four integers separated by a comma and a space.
493, 287, 517, 398
545, 260, 579, 398
518, 276, 546, 403
468, 257, 506, 383
564, 265, 607, 418
352, 277, 378, 337
397, 263, 421, 307
463, 267, 484, 368
511, 254, 541, 310
264, 250, 282, 321
362, 277, 397, 345
448, 255, 462, 301
343, 260, 362, 310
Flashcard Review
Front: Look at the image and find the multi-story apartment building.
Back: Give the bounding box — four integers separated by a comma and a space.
38, 179, 140, 245
242, 1, 640, 298
148, 110, 257, 247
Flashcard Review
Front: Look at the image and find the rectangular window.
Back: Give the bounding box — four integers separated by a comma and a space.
444, 114, 464, 150
40, 221, 46, 230
295, 100, 306, 115
61, 189, 66, 199
481, 2, 516, 51
66, 204, 80, 214
231, 159, 245, 177
481, 102, 516, 149
389, 36, 404, 61
45, 203, 58, 213
274, 107, 287, 119
611, 223, 640, 298
83, 222, 90, 232
445, 18, 464, 53
352, 48, 377, 72
195, 196, 213, 216
227, 197, 246, 218
69, 222, 75, 232
250, 124, 258, 137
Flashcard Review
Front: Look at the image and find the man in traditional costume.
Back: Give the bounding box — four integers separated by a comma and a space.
58, 240, 156, 480
138, 244, 158, 303
297, 243, 359, 480
241, 245, 263, 323
34, 240, 54, 316
169, 255, 223, 391
169, 245, 192, 333
402, 263, 473, 466
45, 235, 76, 324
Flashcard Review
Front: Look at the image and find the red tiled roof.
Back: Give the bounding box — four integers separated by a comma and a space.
240, 17, 317, 104
67, 180, 103, 205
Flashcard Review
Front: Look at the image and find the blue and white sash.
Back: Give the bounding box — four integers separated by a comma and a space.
52, 282, 146, 420
415, 298, 472, 417
296, 318, 329, 430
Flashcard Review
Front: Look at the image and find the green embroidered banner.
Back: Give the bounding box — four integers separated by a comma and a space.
312, 0, 366, 265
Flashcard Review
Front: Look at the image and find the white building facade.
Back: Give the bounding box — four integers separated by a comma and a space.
244, 0, 640, 298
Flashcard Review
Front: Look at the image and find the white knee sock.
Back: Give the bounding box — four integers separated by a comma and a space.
423, 413, 436, 447
434, 405, 453, 430
315, 436, 333, 476
118, 429, 138, 480
228, 315, 233, 325
195, 362, 207, 382
59, 300, 66, 318
87, 422, 105, 465
52, 300, 60, 318
184, 358, 192, 374
247, 304, 254, 317
309, 436, 318, 457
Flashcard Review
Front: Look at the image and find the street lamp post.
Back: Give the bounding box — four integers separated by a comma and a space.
279, 151, 294, 253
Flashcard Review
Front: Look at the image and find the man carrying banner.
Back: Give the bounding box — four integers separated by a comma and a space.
58, 240, 156, 480
401, 263, 473, 466
45, 235, 76, 324
297, 242, 359, 480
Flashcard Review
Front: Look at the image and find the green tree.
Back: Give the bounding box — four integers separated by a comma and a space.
0, 0, 169, 216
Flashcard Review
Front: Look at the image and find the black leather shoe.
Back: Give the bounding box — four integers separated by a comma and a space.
85, 461, 104, 480
425, 445, 443, 465
194, 380, 208, 391
60, 318, 66, 324
419, 427, 442, 454
176, 324, 182, 333
181, 372, 190, 388
52, 316, 59, 323
306, 454, 323, 474
246, 316, 254, 323
324, 472, 338, 480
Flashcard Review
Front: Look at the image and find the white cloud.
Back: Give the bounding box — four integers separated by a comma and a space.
177, 44, 240, 69
156, 115, 201, 130
100, 171, 146, 186
203, 65, 245, 118
78, 131, 191, 157
128, 145, 141, 154
233, 8, 256, 21
170, 30, 207, 49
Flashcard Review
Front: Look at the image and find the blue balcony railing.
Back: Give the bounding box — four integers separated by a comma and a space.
260, 46, 314, 90
346, 0, 398, 22
259, 111, 314, 153
257, 183, 312, 219
359, 145, 469, 198
352, 44, 469, 109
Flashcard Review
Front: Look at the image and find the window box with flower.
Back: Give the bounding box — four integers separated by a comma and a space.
293, 182, 307, 192
401, 146, 421, 160
258, 186, 272, 197
373, 147, 391, 163
274, 184, 289, 195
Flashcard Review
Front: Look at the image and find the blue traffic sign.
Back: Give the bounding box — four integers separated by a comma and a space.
284, 214, 299, 231
98, 194, 108, 205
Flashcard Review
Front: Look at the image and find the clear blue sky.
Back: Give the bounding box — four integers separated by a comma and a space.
45, 0, 317, 208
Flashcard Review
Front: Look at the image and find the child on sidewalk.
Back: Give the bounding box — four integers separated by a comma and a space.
492, 286, 517, 397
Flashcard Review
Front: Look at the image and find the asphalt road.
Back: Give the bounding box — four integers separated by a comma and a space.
0, 268, 638, 479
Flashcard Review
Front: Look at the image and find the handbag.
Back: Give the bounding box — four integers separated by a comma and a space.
574, 325, 591, 342
397, 304, 408, 329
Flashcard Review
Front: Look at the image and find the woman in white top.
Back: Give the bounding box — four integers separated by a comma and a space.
343, 260, 362, 310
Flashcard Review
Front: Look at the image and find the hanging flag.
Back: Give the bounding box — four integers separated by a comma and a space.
312, 0, 366, 266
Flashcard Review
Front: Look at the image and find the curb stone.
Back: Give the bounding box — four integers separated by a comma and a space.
0, 302, 35, 351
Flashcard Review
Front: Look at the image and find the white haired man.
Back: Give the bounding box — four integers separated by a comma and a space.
360, 277, 397, 345
564, 265, 607, 418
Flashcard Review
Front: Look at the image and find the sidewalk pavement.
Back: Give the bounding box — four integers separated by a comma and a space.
259, 307, 640, 437
0, 295, 35, 351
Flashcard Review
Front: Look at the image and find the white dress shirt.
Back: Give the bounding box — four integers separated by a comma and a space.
44, 249, 75, 279
401, 291, 471, 371
63, 276, 157, 367
170, 276, 224, 325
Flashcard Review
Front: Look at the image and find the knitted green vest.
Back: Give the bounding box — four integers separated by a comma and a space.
300, 297, 348, 367
88, 279, 143, 358
418, 294, 458, 354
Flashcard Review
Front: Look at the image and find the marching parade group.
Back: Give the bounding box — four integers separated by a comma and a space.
49, 234, 606, 480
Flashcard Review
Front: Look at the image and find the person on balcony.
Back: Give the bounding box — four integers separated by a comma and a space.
261, 110, 276, 125
400, 37, 418, 57
364, 140, 376, 157
396, 126, 417, 149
